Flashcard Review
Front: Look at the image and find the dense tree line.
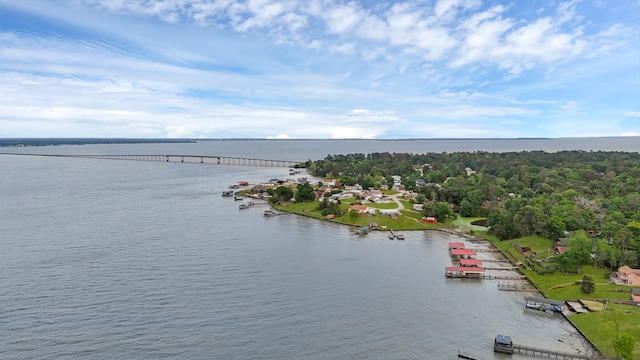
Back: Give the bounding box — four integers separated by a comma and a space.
307, 151, 640, 268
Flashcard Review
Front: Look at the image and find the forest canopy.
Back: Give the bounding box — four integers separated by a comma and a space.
306, 151, 640, 269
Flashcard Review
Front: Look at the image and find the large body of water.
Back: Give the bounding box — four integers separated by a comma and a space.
2, 138, 636, 359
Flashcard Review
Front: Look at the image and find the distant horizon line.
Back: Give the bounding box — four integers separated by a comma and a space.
2, 136, 639, 142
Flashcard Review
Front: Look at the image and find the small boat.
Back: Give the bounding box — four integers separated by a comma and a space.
239, 204, 249, 209
234, 195, 244, 201
396, 234, 405, 240
222, 190, 234, 197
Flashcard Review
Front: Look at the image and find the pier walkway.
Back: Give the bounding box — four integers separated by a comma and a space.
3, 153, 302, 168
511, 343, 604, 360
238, 201, 271, 209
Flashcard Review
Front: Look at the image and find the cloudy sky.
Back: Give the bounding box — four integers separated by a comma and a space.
1, 0, 639, 139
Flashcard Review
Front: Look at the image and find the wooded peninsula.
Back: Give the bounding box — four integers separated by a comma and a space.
264, 150, 640, 359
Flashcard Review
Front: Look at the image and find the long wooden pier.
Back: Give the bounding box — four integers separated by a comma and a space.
511, 343, 604, 360
446, 273, 526, 280
2, 153, 302, 168
238, 201, 271, 209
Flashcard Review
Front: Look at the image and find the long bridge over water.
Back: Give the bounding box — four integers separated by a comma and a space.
1, 153, 303, 168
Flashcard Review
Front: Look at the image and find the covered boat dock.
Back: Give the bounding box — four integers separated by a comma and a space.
450, 248, 477, 260
445, 266, 486, 278
459, 259, 483, 267
448, 242, 466, 249
524, 296, 566, 312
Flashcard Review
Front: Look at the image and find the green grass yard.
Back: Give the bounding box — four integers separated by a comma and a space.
486, 234, 640, 358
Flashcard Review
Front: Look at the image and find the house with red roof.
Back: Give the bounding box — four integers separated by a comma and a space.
349, 204, 369, 214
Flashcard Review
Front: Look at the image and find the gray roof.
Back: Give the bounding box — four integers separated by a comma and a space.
495, 334, 512, 345
524, 296, 566, 306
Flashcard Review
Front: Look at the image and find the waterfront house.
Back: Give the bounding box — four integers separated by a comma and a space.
422, 216, 437, 223
251, 184, 268, 195
554, 237, 571, 255
378, 209, 399, 217
322, 179, 336, 187
404, 192, 419, 200
349, 204, 368, 214
413, 204, 424, 211
632, 289, 640, 302
612, 266, 640, 286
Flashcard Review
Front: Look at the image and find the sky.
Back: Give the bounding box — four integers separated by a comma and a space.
1, 0, 639, 139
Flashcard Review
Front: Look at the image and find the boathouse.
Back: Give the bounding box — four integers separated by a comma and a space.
524, 296, 566, 312
494, 334, 513, 354
448, 242, 465, 249
460, 259, 483, 267
450, 248, 477, 260
356, 226, 369, 236
445, 266, 485, 278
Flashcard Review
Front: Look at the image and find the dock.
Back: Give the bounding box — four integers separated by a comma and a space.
566, 301, 590, 314
388, 229, 404, 240
511, 343, 603, 359
446, 271, 526, 280
239, 201, 271, 209
494, 335, 604, 360
524, 296, 566, 312
498, 281, 531, 291
263, 209, 288, 216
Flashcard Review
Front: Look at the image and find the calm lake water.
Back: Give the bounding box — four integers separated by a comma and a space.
3, 138, 632, 359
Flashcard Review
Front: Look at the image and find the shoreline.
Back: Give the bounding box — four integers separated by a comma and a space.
260, 199, 605, 357
269, 203, 606, 359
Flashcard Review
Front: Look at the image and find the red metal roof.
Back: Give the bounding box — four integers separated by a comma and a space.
450, 249, 477, 255
448, 242, 465, 248
460, 259, 483, 267
445, 266, 485, 273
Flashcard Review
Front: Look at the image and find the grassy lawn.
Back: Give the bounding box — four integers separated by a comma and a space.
401, 209, 423, 220
272, 199, 449, 230
453, 215, 489, 232
483, 233, 640, 358
569, 304, 640, 359
332, 213, 429, 230
399, 199, 413, 209
365, 201, 399, 209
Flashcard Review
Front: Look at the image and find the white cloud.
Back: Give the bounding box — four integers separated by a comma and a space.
0, 0, 637, 139
323, 2, 363, 34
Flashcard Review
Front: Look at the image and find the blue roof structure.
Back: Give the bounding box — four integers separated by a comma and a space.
495, 334, 512, 345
